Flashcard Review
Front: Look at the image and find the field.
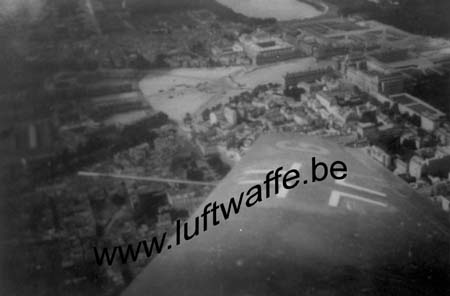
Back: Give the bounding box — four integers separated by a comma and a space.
138, 68, 241, 121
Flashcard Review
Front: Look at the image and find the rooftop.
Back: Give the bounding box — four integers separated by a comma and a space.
240, 32, 294, 53
390, 93, 445, 120
370, 50, 411, 64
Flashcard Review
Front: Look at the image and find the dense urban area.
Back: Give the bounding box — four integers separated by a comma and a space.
1, 0, 450, 295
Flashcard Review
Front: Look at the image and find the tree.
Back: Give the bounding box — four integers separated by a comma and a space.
153, 54, 169, 68
201, 108, 211, 122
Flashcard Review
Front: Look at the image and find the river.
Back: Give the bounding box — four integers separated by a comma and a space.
215, 0, 323, 21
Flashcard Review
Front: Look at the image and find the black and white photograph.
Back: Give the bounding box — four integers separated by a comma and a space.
1, 0, 450, 295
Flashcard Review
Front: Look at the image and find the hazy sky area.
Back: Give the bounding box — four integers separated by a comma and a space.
0, 0, 45, 21
215, 0, 322, 20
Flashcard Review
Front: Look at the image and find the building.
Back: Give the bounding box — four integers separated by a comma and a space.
356, 122, 378, 139
389, 93, 445, 132
296, 38, 348, 59
346, 68, 404, 95
315, 91, 338, 113
378, 73, 405, 95
209, 112, 218, 125
239, 30, 303, 65
223, 106, 238, 126
367, 49, 435, 74
435, 196, 450, 212
334, 107, 358, 125
367, 145, 392, 168
409, 155, 426, 179
293, 113, 308, 126
284, 67, 335, 89
89, 91, 148, 120
393, 157, 408, 175
346, 68, 378, 94
409, 147, 450, 179
195, 138, 219, 156
296, 39, 318, 56
400, 130, 421, 150
340, 53, 366, 73
314, 45, 349, 60
356, 103, 377, 122
435, 124, 450, 145
211, 43, 246, 65
315, 91, 360, 125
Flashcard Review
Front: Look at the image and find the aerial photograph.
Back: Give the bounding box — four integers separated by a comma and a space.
0, 0, 450, 295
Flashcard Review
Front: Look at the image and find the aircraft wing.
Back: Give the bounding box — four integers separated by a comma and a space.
122, 134, 450, 296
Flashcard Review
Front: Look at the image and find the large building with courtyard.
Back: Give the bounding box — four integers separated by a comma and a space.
239, 30, 303, 65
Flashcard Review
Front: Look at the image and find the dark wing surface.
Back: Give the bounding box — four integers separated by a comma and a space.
123, 134, 450, 296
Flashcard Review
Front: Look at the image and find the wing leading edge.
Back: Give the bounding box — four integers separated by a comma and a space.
122, 134, 450, 296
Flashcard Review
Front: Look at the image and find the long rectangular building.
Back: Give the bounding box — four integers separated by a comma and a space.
284, 67, 335, 88
390, 93, 445, 131
346, 68, 405, 95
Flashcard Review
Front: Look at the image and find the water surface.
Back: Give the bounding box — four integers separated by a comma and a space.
216, 0, 323, 20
